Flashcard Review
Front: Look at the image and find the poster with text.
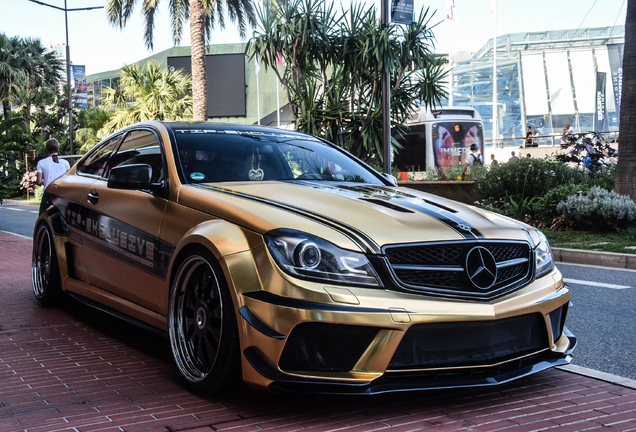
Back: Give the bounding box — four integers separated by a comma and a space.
72, 65, 88, 109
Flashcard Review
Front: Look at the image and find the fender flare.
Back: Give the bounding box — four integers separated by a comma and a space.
168, 219, 261, 285
43, 204, 69, 236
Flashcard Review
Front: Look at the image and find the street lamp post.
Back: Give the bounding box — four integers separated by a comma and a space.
381, 0, 391, 174
27, 0, 103, 155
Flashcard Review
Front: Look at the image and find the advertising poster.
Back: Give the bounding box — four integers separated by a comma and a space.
607, 43, 623, 126
432, 122, 483, 167
72, 65, 88, 109
594, 72, 608, 133
391, 0, 413, 25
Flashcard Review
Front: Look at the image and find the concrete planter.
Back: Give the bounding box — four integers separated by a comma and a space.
398, 181, 482, 205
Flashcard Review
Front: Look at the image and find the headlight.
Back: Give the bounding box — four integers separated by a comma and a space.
535, 231, 554, 278
265, 229, 382, 287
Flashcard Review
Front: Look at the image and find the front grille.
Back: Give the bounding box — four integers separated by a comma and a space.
388, 313, 548, 370
384, 241, 533, 300
279, 323, 378, 373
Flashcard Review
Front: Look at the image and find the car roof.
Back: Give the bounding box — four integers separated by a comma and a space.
160, 121, 316, 140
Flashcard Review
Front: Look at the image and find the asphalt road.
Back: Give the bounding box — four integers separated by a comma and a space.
2, 204, 634, 382
0, 203, 39, 238
556, 262, 636, 381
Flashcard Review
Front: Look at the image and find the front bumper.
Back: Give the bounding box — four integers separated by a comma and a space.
224, 246, 575, 394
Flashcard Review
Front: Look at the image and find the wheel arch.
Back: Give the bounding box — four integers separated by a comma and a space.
167, 220, 262, 295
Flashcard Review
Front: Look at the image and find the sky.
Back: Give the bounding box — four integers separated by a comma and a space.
0, 0, 628, 76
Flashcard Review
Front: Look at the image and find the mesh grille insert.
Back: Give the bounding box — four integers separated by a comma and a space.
388, 313, 548, 370
279, 323, 378, 373
384, 241, 532, 300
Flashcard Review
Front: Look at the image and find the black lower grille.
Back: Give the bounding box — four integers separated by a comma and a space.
549, 304, 568, 343
279, 323, 378, 372
388, 314, 548, 370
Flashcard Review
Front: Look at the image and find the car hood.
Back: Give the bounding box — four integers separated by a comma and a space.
179, 181, 539, 253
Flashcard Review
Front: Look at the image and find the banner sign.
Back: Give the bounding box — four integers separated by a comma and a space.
594, 72, 608, 132
72, 65, 88, 109
391, 0, 413, 24
607, 43, 623, 126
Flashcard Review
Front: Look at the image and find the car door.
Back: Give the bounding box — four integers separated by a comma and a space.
62, 135, 123, 283
79, 128, 170, 313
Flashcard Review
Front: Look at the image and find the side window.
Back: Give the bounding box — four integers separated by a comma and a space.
107, 130, 165, 183
76, 137, 121, 176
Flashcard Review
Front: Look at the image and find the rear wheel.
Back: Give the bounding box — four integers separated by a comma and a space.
168, 249, 240, 393
32, 223, 61, 306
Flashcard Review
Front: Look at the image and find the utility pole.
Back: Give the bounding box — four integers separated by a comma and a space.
28, 0, 103, 155
381, 0, 391, 174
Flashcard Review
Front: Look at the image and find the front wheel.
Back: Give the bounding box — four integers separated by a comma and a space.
32, 223, 61, 306
168, 249, 240, 393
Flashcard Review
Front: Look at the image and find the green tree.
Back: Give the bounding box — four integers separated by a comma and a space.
248, 0, 447, 162
0, 35, 63, 134
101, 62, 192, 133
616, 0, 635, 199
0, 34, 23, 122
107, 0, 256, 121
75, 107, 113, 154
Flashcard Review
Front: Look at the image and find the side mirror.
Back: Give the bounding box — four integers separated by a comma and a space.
380, 172, 398, 187
107, 164, 162, 190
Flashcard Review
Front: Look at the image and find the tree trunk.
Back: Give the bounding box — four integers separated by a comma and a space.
2, 99, 11, 121
616, 0, 636, 198
190, 0, 208, 121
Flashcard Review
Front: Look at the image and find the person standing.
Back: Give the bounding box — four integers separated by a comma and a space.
531, 129, 540, 147
509, 151, 519, 161
37, 138, 70, 189
490, 153, 498, 166
524, 126, 532, 148
561, 123, 574, 144
463, 143, 483, 177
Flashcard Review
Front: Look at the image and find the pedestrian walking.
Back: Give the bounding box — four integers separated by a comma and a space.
37, 138, 70, 189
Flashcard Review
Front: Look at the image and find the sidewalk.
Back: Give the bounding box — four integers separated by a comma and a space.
1, 230, 636, 432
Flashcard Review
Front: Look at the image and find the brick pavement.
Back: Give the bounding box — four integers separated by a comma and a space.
1, 231, 636, 432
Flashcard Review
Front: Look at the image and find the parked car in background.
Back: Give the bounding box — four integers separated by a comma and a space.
32, 121, 575, 394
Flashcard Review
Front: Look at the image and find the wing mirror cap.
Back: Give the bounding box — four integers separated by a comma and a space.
107, 163, 162, 190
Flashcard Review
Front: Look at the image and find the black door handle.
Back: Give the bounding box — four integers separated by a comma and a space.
87, 191, 99, 204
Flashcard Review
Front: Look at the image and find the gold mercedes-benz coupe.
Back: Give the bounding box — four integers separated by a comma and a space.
32, 121, 575, 394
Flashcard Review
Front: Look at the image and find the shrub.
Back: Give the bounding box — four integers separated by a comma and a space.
533, 183, 590, 224
556, 186, 636, 231
477, 158, 586, 206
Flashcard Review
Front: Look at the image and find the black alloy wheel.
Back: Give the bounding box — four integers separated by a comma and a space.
168, 249, 240, 392
32, 223, 61, 305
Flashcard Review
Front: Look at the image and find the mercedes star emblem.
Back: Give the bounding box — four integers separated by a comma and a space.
465, 246, 498, 290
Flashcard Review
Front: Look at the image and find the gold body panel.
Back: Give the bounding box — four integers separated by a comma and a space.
36, 121, 574, 394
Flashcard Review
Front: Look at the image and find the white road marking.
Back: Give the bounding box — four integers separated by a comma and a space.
3, 207, 25, 212
30, 211, 39, 214
564, 278, 632, 290
0, 230, 32, 240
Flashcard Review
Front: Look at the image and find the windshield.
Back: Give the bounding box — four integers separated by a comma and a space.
172, 128, 385, 185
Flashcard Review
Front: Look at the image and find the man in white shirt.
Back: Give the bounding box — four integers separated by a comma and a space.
37, 138, 70, 189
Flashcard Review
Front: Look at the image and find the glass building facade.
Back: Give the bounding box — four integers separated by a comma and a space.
449, 26, 625, 145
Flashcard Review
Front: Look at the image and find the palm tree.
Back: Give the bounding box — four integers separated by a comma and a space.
248, 0, 446, 162
616, 0, 635, 199
75, 107, 113, 154
106, 0, 256, 121
101, 61, 193, 133
0, 34, 23, 122
0, 35, 63, 130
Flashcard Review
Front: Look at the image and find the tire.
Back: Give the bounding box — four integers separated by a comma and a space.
32, 223, 62, 306
168, 248, 241, 393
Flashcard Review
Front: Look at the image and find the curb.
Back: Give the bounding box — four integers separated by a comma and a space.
557, 364, 636, 390
553, 247, 636, 270
1, 199, 40, 207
